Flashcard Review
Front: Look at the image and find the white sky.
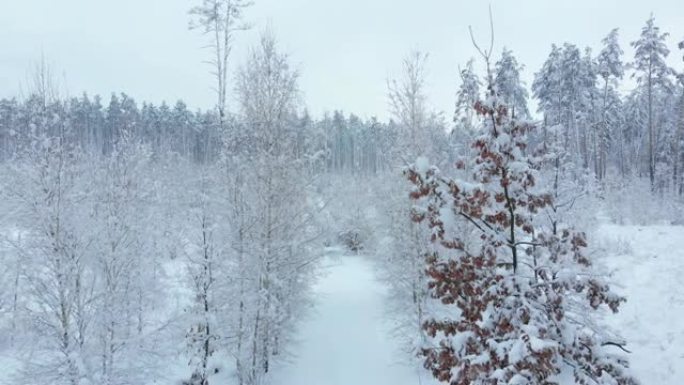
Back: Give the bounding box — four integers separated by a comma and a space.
0, 0, 682, 121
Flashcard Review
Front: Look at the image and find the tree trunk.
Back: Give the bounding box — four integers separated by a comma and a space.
648, 66, 655, 190
677, 90, 684, 195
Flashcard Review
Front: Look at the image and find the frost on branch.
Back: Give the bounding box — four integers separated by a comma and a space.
405, 90, 637, 384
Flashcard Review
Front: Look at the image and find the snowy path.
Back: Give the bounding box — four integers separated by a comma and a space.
272, 252, 432, 385
275, 226, 684, 385
599, 225, 684, 385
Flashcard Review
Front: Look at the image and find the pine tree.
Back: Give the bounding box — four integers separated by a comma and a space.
534, 44, 600, 173
597, 29, 625, 179
494, 48, 529, 119
676, 39, 684, 193
533, 44, 563, 148
454, 59, 482, 133
631, 14, 675, 188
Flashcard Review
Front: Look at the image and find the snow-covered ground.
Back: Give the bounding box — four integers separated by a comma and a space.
271, 250, 436, 385
2, 226, 682, 385
598, 224, 684, 385
272, 226, 684, 385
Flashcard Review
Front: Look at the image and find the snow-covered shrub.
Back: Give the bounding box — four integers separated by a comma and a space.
371, 172, 434, 360
321, 175, 379, 253
594, 235, 634, 258
337, 227, 367, 252
603, 175, 684, 225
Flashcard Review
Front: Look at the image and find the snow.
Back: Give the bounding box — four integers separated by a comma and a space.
271, 224, 684, 385
598, 224, 684, 385
271, 250, 436, 385
415, 156, 430, 175
3, 223, 682, 385
0, 354, 19, 385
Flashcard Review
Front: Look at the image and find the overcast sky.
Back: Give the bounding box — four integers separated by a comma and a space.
0, 0, 682, 121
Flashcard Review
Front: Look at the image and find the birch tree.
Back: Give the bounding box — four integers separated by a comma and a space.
388, 51, 431, 159
91, 134, 161, 385
230, 31, 318, 385
7, 107, 97, 385
183, 165, 226, 385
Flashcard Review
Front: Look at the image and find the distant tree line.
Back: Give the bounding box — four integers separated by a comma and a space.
0, 93, 453, 174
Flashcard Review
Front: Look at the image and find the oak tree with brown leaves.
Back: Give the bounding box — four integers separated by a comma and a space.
406, 85, 638, 384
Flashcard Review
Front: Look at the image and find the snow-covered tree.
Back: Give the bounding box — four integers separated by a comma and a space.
376, 50, 453, 361
227, 31, 319, 385
7, 110, 97, 385
407, 77, 636, 384
454, 59, 482, 134
533, 44, 563, 130
631, 14, 675, 188
91, 133, 165, 385
388, 51, 431, 159
0, 64, 99, 385
534, 43, 601, 174
596, 28, 625, 179
598, 29, 625, 83
182, 164, 226, 385
676, 39, 684, 194
189, 0, 253, 126
494, 48, 529, 119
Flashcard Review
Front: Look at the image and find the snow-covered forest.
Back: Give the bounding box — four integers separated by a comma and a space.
0, 1, 683, 384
